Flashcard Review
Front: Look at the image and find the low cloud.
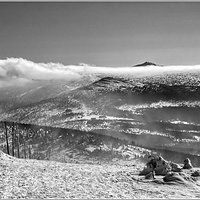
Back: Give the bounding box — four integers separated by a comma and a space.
0, 57, 200, 87
89, 64, 200, 77
0, 78, 32, 88
0, 58, 83, 81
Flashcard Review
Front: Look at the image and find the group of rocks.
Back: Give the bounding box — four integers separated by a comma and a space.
139, 155, 200, 183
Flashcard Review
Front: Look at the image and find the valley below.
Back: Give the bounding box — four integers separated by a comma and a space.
1, 71, 200, 165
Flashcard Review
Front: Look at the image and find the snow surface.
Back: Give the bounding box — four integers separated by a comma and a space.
1, 151, 200, 199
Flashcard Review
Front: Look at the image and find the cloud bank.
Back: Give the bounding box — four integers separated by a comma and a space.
0, 58, 82, 81
0, 57, 200, 86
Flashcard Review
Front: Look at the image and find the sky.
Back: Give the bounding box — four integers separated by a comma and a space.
0, 2, 200, 67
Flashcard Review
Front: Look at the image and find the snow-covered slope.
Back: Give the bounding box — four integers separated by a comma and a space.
0, 150, 200, 199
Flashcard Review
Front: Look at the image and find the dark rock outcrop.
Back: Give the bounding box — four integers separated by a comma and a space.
163, 172, 186, 184
145, 171, 155, 180
139, 156, 171, 176
183, 158, 193, 169
170, 162, 183, 172
163, 171, 195, 184
140, 156, 194, 178
191, 170, 200, 177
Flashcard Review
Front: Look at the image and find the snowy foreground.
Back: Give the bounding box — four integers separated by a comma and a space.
0, 151, 200, 199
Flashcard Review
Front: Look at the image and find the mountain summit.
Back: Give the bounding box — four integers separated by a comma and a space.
133, 61, 158, 67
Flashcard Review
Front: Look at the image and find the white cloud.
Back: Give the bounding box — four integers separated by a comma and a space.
0, 57, 200, 86
0, 78, 32, 88
88, 64, 200, 77
0, 58, 82, 81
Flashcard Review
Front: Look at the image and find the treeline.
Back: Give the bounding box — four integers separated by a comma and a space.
0, 121, 35, 159
0, 121, 128, 161
0, 121, 58, 160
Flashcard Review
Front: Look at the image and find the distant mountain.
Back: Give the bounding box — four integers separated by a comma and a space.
134, 61, 158, 67
3, 71, 200, 128
0, 75, 96, 113
2, 70, 200, 161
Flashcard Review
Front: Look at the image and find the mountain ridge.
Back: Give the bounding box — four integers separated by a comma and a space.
134, 61, 159, 67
